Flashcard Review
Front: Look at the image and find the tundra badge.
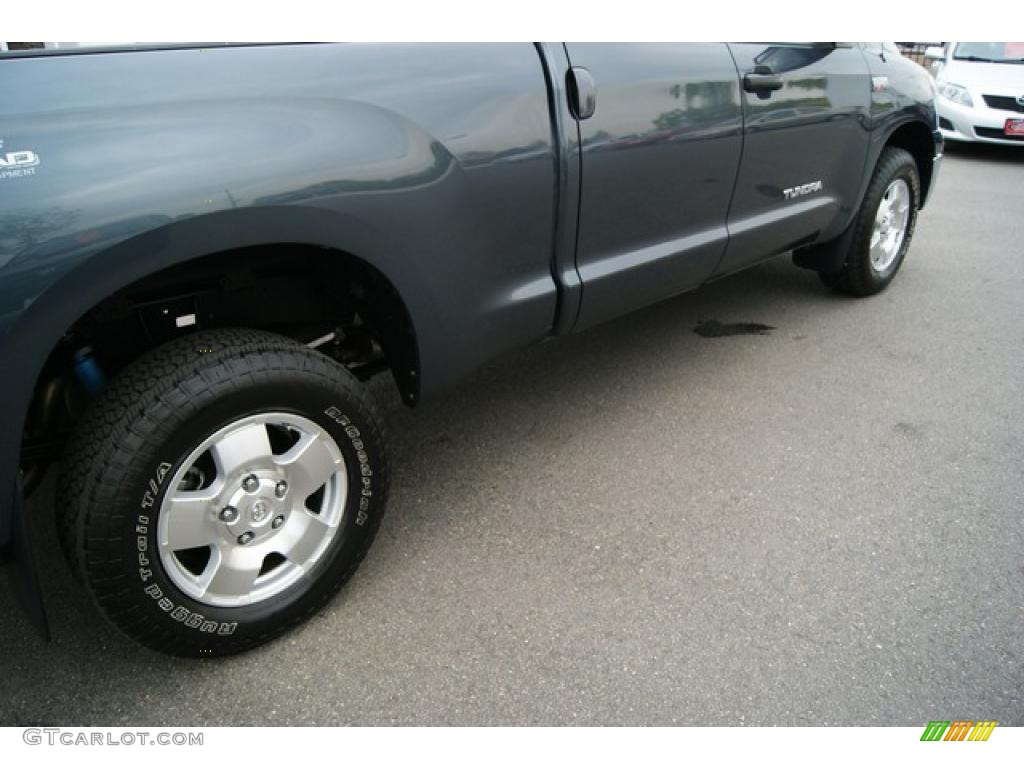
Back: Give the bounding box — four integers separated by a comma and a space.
782, 180, 823, 200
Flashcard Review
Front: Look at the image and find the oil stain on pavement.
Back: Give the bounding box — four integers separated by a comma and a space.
694, 319, 775, 337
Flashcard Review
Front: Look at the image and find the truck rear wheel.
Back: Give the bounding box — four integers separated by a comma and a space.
818, 147, 920, 296
58, 328, 388, 657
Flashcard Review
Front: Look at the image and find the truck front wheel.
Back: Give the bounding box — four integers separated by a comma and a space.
818, 147, 921, 296
58, 328, 389, 657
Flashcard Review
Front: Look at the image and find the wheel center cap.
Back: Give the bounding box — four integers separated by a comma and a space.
250, 498, 272, 523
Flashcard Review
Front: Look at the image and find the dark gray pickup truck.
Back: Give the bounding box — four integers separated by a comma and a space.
0, 42, 941, 656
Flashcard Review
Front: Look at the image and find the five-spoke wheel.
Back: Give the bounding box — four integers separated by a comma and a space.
159, 414, 347, 607
869, 179, 911, 274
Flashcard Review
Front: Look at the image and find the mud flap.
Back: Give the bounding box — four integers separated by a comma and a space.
792, 215, 858, 276
3, 478, 50, 639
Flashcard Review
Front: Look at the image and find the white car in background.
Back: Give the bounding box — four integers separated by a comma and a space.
926, 42, 1024, 146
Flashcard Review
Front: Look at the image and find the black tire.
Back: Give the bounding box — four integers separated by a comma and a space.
58, 328, 389, 657
818, 147, 920, 296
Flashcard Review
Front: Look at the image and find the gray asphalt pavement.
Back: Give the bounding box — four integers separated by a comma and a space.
2, 143, 1022, 726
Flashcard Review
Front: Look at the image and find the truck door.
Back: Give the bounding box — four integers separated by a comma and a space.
563, 43, 743, 330
716, 43, 872, 277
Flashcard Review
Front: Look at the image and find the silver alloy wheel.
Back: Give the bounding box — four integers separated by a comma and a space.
870, 178, 911, 272
157, 413, 347, 607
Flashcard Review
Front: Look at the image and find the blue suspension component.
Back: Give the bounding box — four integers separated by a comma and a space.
72, 347, 107, 394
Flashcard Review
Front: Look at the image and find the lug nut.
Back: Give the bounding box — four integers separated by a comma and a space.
272, 515, 285, 529
242, 474, 259, 492
237, 531, 255, 545
219, 506, 238, 523
275, 480, 288, 498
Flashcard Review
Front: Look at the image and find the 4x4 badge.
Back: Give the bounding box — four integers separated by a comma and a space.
0, 139, 41, 179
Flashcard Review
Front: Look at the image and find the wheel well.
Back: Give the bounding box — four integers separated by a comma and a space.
21, 244, 418, 492
885, 121, 935, 207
